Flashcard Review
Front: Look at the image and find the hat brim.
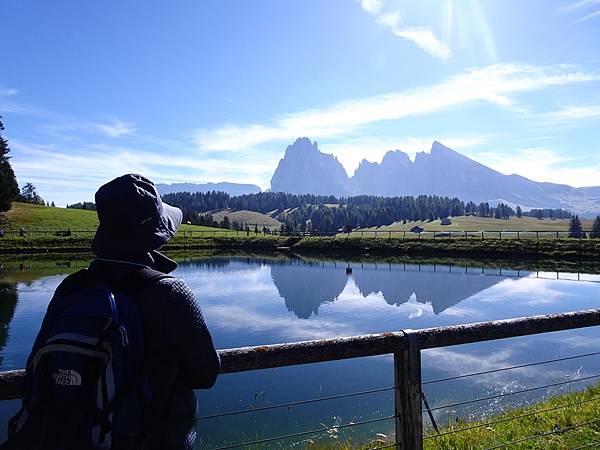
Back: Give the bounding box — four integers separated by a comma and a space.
92, 202, 183, 256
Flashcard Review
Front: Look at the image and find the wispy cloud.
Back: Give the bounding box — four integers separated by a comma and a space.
91, 118, 136, 137
0, 87, 18, 97
535, 105, 600, 124
358, 0, 451, 60
563, 0, 600, 23
574, 9, 600, 23
392, 27, 452, 61
359, 0, 382, 15
565, 0, 600, 9
10, 139, 276, 201
467, 146, 600, 188
196, 63, 599, 152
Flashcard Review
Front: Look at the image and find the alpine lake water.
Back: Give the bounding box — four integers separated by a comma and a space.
1, 252, 600, 448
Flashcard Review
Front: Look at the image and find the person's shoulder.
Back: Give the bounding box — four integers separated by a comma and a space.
150, 276, 195, 300
55, 269, 90, 297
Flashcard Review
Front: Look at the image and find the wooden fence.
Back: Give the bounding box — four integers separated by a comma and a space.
1, 228, 594, 240
1, 309, 600, 448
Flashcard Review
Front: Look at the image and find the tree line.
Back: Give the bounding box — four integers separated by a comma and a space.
162, 190, 574, 232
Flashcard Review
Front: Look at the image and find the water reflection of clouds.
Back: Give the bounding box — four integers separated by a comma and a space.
205, 304, 363, 343
182, 265, 278, 303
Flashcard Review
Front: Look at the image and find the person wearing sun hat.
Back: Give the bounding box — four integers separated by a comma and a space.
3, 174, 220, 450
89, 174, 220, 449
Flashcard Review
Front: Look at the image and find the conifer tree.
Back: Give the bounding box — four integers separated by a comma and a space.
569, 215, 586, 238
590, 216, 600, 239
0, 117, 19, 212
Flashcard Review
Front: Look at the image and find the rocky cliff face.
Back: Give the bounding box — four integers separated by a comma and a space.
269, 138, 600, 215
270, 137, 351, 196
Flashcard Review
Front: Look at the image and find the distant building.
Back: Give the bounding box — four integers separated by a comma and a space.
441, 218, 452, 226
410, 225, 424, 233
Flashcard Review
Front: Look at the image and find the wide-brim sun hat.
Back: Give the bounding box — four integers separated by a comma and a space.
91, 174, 183, 256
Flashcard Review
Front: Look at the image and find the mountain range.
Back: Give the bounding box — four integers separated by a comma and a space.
157, 182, 261, 196
270, 137, 600, 216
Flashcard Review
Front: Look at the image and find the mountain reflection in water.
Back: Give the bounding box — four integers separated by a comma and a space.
271, 261, 504, 318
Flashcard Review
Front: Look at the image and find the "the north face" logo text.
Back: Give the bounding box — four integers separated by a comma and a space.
52, 369, 82, 386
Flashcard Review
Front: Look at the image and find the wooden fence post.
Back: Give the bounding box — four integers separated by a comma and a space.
394, 333, 423, 450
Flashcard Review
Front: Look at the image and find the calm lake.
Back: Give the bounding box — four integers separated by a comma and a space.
1, 252, 600, 448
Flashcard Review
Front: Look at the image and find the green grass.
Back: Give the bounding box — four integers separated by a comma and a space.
302, 383, 600, 449
0, 202, 224, 234
365, 216, 594, 233
2, 202, 99, 231
208, 208, 282, 229
422, 382, 600, 449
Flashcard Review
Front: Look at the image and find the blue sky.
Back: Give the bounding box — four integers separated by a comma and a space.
1, 0, 600, 205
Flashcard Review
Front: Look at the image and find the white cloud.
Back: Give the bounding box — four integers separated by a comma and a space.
565, 0, 600, 9
196, 63, 599, 152
359, 0, 382, 15
563, 0, 600, 23
91, 118, 136, 137
10, 140, 277, 201
0, 87, 18, 96
535, 105, 600, 124
376, 11, 402, 28
574, 9, 600, 23
465, 146, 600, 188
358, 0, 451, 61
392, 27, 452, 61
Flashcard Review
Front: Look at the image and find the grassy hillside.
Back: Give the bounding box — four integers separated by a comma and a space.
366, 215, 594, 232
0, 202, 222, 233
208, 208, 282, 229
2, 202, 99, 230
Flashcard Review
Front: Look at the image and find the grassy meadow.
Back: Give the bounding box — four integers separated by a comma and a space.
0, 202, 224, 234
365, 215, 594, 232
208, 208, 282, 229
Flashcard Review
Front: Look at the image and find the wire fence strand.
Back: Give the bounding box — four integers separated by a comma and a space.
197, 386, 395, 420
571, 441, 600, 450
482, 417, 600, 450
423, 350, 600, 385
426, 373, 600, 412
425, 394, 600, 440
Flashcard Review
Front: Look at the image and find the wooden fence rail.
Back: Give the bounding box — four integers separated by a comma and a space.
1, 309, 600, 448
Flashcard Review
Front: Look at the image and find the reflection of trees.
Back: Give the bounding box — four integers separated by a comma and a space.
352, 266, 501, 314
271, 265, 348, 319
0, 282, 18, 367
